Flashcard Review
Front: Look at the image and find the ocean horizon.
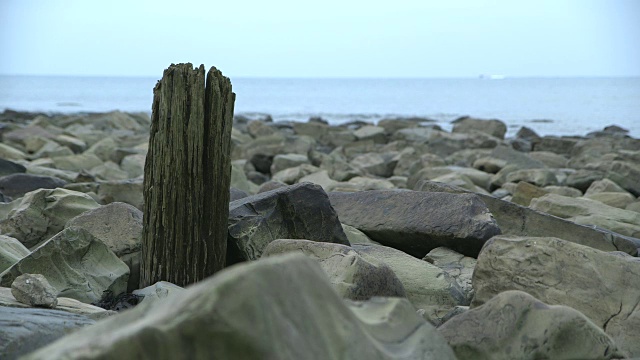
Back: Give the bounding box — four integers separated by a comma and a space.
1, 75, 639, 138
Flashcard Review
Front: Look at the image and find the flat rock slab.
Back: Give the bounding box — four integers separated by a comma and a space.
0, 306, 95, 360
0, 227, 129, 304
415, 180, 639, 254
472, 235, 640, 357
0, 287, 113, 320
227, 182, 349, 264
328, 190, 501, 258
22, 254, 457, 360
439, 290, 622, 360
263, 239, 406, 301
0, 173, 67, 199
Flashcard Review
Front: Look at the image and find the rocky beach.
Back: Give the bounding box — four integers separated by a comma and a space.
1, 108, 640, 359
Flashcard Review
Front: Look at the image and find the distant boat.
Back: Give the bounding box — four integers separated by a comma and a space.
479, 74, 506, 80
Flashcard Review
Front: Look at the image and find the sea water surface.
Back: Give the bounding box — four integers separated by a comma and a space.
1, 75, 638, 137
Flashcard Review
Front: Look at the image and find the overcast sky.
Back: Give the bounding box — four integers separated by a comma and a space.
1, 0, 639, 78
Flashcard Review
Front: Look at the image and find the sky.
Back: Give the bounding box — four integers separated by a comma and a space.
1, 0, 639, 78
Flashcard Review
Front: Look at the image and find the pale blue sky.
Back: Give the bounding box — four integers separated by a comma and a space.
1, 0, 639, 77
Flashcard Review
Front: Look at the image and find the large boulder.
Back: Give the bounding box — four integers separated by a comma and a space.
472, 235, 640, 357
22, 254, 457, 360
0, 235, 29, 273
530, 193, 640, 238
439, 290, 622, 360
65, 202, 142, 291
353, 243, 467, 324
263, 239, 406, 301
0, 188, 101, 249
415, 180, 639, 254
328, 190, 501, 258
0, 173, 67, 199
0, 306, 95, 360
0, 227, 129, 304
227, 182, 349, 264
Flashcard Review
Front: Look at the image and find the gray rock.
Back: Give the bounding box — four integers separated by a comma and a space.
11, 273, 58, 308
530, 193, 640, 238
533, 136, 579, 155
328, 190, 501, 258
353, 243, 467, 324
585, 192, 637, 209
132, 281, 185, 306
97, 178, 144, 210
51, 153, 103, 172
511, 181, 549, 206
544, 185, 583, 197
22, 254, 457, 360
0, 173, 67, 199
0, 235, 29, 273
230, 161, 259, 194
342, 223, 379, 244
585, 178, 630, 195
423, 247, 476, 304
566, 169, 606, 192
0, 188, 100, 249
505, 168, 558, 187
0, 227, 129, 304
350, 152, 397, 178
120, 153, 146, 178
299, 169, 339, 191
65, 202, 142, 292
0, 158, 26, 178
0, 287, 113, 320
472, 235, 640, 357
263, 239, 406, 301
0, 306, 95, 360
272, 163, 320, 184
88, 161, 130, 181
353, 125, 387, 143
528, 151, 568, 168
415, 180, 639, 255
270, 153, 310, 174
228, 182, 349, 264
451, 116, 507, 139
440, 290, 622, 360
229, 187, 249, 201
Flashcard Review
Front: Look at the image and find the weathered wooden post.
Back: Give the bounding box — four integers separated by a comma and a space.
140, 63, 235, 288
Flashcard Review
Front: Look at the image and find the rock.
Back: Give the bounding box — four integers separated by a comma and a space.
471, 235, 640, 357
54, 134, 87, 153
415, 180, 638, 254
0, 174, 67, 199
0, 143, 28, 161
352, 243, 466, 324
246, 120, 276, 138
318, 152, 363, 181
594, 161, 640, 196
0, 227, 129, 304
544, 185, 583, 197
25, 165, 77, 182
229, 187, 249, 201
585, 192, 637, 209
0, 158, 26, 177
377, 117, 425, 134
51, 153, 103, 172
565, 169, 606, 192
342, 223, 378, 244
530, 193, 640, 238
227, 182, 349, 264
439, 290, 622, 360
472, 156, 507, 174
298, 170, 339, 191
11, 273, 58, 308
272, 164, 320, 184
65, 202, 142, 292
505, 168, 558, 187
0, 235, 30, 273
585, 178, 629, 195
0, 306, 95, 360
230, 161, 259, 194
350, 152, 397, 178
328, 190, 501, 258
88, 161, 130, 181
533, 136, 579, 155
84, 137, 118, 162
257, 180, 287, 193
0, 188, 100, 249
263, 239, 406, 301
132, 281, 185, 306
511, 181, 549, 206
528, 151, 568, 168
120, 153, 145, 178
627, 201, 640, 213
423, 247, 476, 304
270, 153, 310, 174
353, 125, 387, 143
451, 116, 507, 139
22, 254, 457, 360
345, 176, 395, 190
97, 178, 144, 210
0, 287, 114, 320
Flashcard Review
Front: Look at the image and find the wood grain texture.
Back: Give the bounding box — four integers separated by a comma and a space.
141, 63, 234, 287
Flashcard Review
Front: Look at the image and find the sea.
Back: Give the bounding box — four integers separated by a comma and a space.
1, 75, 639, 138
